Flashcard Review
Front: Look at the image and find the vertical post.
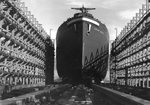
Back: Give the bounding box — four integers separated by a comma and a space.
146, 0, 150, 11
0, 84, 5, 100
146, 0, 148, 11
115, 28, 118, 39
49, 29, 53, 38
114, 28, 118, 84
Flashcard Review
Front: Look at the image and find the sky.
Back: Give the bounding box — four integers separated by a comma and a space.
21, 0, 146, 40
20, 0, 146, 80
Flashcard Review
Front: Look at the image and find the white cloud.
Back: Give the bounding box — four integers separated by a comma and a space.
119, 9, 138, 20
99, 0, 121, 9
66, 0, 121, 9
66, 0, 92, 7
21, 0, 33, 8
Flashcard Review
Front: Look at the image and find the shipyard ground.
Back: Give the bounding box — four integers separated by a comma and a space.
1, 84, 150, 105
50, 85, 94, 105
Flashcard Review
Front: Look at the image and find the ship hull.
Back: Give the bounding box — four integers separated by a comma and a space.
56, 16, 109, 84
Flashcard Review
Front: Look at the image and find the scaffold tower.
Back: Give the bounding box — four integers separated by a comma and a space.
0, 0, 54, 94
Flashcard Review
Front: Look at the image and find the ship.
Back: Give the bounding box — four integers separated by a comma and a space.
56, 6, 109, 85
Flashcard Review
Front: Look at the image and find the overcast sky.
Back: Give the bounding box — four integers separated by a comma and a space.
21, 0, 146, 40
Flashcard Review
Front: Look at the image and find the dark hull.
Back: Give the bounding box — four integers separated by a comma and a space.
56, 16, 109, 84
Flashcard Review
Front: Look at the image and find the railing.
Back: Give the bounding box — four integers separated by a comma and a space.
93, 84, 150, 105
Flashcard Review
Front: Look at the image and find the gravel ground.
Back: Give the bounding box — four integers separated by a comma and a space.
53, 85, 93, 105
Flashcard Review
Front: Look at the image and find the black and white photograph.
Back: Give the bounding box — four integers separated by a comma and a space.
0, 0, 150, 105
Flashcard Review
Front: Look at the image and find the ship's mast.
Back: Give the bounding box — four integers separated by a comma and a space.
71, 5, 95, 13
